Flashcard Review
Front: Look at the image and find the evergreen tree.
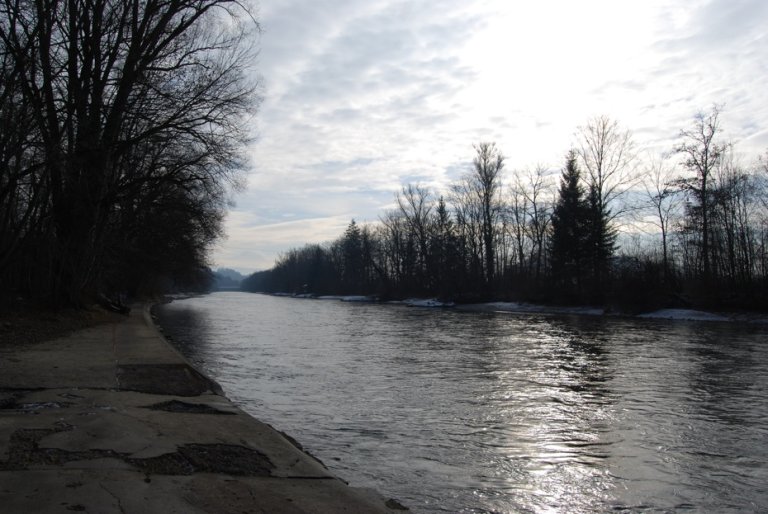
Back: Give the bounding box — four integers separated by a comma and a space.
341, 220, 364, 293
550, 151, 589, 297
430, 196, 461, 296
584, 183, 617, 296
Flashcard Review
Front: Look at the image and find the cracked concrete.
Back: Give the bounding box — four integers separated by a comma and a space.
0, 305, 406, 513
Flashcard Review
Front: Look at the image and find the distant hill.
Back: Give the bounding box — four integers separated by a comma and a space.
212, 268, 245, 290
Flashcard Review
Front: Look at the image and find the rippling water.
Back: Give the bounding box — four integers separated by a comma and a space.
153, 292, 768, 513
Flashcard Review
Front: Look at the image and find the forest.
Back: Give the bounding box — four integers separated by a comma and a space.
243, 110, 768, 312
0, 1, 258, 307
2, 2, 765, 313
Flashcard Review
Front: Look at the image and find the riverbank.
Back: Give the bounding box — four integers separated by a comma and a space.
255, 292, 768, 324
0, 304, 406, 513
455, 302, 768, 323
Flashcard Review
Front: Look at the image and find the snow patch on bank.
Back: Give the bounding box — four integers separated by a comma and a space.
259, 293, 765, 323
402, 298, 455, 308
468, 302, 605, 316
637, 309, 730, 322
320, 296, 454, 307
338, 295, 377, 302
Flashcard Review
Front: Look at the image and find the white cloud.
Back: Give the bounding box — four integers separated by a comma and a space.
215, 0, 768, 274
213, 210, 353, 272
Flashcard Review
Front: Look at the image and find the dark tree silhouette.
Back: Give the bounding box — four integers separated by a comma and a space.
341, 220, 365, 293
0, 0, 258, 305
472, 143, 504, 287
577, 116, 632, 292
550, 151, 589, 299
643, 155, 680, 283
583, 182, 617, 298
675, 106, 727, 281
242, 131, 768, 312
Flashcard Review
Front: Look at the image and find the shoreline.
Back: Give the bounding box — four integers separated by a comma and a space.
0, 303, 406, 513
246, 291, 768, 324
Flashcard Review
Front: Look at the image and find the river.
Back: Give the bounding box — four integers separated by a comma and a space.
153, 292, 768, 513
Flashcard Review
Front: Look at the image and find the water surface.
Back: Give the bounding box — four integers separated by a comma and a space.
154, 292, 768, 513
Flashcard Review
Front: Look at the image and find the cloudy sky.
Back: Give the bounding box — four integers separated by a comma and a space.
213, 0, 768, 274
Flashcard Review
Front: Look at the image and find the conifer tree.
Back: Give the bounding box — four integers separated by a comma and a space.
550, 151, 589, 296
584, 183, 617, 294
431, 196, 461, 295
341, 220, 364, 292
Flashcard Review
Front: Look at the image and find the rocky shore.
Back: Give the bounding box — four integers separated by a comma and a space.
0, 304, 405, 513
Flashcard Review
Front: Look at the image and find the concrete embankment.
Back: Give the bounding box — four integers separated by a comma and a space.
0, 305, 405, 513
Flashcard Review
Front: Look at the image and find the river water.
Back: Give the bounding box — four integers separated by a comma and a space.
153, 292, 768, 513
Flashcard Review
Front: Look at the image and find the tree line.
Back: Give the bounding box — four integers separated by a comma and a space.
243, 109, 768, 311
0, 1, 258, 306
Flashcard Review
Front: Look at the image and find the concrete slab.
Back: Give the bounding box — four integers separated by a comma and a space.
116, 363, 219, 396
0, 469, 207, 513
0, 470, 403, 513
0, 305, 407, 512
4, 388, 330, 477
112, 309, 190, 365
0, 331, 118, 389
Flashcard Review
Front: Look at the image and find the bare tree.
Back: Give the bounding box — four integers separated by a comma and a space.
507, 172, 529, 273
522, 165, 554, 282
711, 153, 763, 285
0, 0, 259, 304
378, 209, 409, 291
675, 106, 728, 279
0, 44, 44, 279
396, 184, 434, 288
471, 142, 504, 285
577, 115, 638, 223
643, 153, 682, 281
576, 116, 635, 287
450, 176, 484, 285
